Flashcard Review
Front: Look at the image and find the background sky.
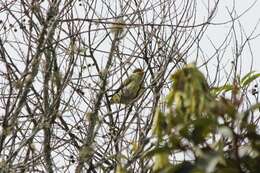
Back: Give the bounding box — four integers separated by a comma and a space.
202, 0, 260, 73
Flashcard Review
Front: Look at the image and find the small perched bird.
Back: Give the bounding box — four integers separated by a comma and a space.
111, 68, 145, 104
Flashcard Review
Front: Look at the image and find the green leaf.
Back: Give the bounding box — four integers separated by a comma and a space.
215, 167, 239, 173
190, 118, 216, 145
143, 146, 171, 158
166, 89, 175, 107
210, 84, 233, 95
240, 155, 260, 173
196, 150, 225, 173
152, 108, 166, 139
241, 71, 260, 87
241, 71, 256, 84
152, 152, 170, 172
171, 162, 196, 173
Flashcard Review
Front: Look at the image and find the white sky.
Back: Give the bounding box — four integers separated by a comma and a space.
202, 0, 260, 73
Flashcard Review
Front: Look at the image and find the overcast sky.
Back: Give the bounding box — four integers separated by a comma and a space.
203, 0, 260, 73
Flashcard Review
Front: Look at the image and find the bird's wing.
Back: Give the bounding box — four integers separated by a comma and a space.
112, 75, 133, 95
122, 74, 133, 86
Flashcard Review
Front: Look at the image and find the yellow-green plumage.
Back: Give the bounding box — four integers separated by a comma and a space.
111, 69, 144, 104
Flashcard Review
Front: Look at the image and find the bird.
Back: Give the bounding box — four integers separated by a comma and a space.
110, 68, 145, 104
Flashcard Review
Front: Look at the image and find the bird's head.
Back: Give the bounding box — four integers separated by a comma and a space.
133, 68, 144, 76
132, 68, 144, 82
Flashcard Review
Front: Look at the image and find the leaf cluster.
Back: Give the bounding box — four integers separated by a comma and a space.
150, 65, 260, 173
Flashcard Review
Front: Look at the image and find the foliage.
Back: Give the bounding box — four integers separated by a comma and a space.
150, 64, 260, 173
